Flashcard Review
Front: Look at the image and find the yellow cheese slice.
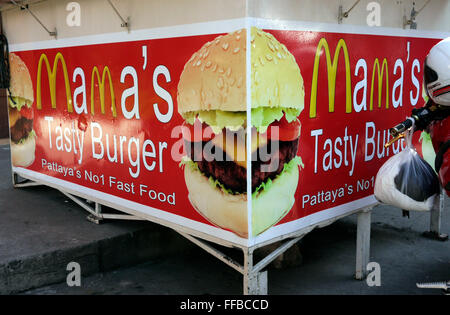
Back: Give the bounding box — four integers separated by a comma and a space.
9, 108, 20, 128
211, 130, 267, 169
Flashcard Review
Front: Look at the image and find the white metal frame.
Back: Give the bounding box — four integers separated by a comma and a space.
177, 207, 373, 295
12, 170, 446, 294
12, 170, 379, 294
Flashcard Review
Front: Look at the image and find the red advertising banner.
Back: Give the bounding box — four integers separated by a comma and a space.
10, 34, 222, 227
259, 29, 440, 241
7, 22, 443, 245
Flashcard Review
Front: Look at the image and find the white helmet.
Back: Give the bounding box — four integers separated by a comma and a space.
424, 37, 450, 106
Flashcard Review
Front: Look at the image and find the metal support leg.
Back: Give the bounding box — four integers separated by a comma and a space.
243, 248, 268, 295
58, 190, 144, 223
87, 202, 103, 224
11, 172, 42, 188
244, 270, 268, 295
12, 172, 18, 186
355, 209, 371, 280
177, 232, 244, 274
423, 190, 448, 241
179, 231, 301, 294
243, 247, 253, 295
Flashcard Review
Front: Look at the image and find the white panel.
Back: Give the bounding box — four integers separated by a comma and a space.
248, 0, 450, 31
3, 0, 247, 44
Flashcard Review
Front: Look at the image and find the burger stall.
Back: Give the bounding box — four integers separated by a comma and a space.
2, 0, 450, 294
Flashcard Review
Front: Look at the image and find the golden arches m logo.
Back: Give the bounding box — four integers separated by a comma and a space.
370, 58, 389, 110
91, 66, 117, 117
37, 52, 73, 112
309, 38, 352, 118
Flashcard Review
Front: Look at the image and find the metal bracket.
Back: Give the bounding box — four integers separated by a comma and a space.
107, 0, 130, 33
403, 4, 418, 29
338, 0, 361, 24
9, 0, 57, 38
12, 172, 42, 188
177, 230, 303, 295
417, 280, 450, 294
177, 231, 245, 274
59, 190, 145, 223
252, 237, 301, 274
200, 205, 373, 293
403, 0, 431, 29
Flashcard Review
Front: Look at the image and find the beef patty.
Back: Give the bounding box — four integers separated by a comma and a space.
186, 138, 299, 194
10, 117, 33, 144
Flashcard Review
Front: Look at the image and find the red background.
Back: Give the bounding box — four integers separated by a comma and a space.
269, 30, 439, 224
13, 30, 441, 237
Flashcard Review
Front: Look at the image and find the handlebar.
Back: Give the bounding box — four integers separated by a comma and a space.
386, 103, 450, 148
390, 118, 414, 138
389, 103, 440, 138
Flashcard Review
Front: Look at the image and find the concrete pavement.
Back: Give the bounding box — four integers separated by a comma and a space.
23, 204, 450, 295
0, 143, 194, 294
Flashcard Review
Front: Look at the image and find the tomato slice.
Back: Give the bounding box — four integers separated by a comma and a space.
264, 115, 300, 141
19, 106, 34, 120
182, 119, 215, 142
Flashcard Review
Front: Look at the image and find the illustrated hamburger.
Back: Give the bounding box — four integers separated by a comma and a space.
178, 27, 304, 237
8, 53, 35, 167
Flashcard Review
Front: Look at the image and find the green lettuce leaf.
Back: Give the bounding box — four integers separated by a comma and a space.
179, 155, 303, 197
183, 110, 246, 134
251, 157, 300, 236
251, 107, 301, 133
179, 157, 237, 195
16, 129, 36, 145
8, 96, 32, 111
183, 106, 301, 134
253, 156, 303, 197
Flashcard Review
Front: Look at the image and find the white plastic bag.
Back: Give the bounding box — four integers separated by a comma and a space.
374, 125, 440, 211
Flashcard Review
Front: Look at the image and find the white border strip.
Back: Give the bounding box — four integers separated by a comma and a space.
14, 165, 377, 248
246, 17, 253, 242
254, 195, 377, 245
251, 17, 450, 39
9, 18, 247, 52
14, 167, 248, 247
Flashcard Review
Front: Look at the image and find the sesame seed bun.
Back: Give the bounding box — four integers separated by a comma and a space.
177, 27, 304, 114
177, 29, 246, 114
179, 28, 304, 238
8, 53, 34, 106
184, 155, 300, 237
184, 164, 248, 237
251, 27, 304, 111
